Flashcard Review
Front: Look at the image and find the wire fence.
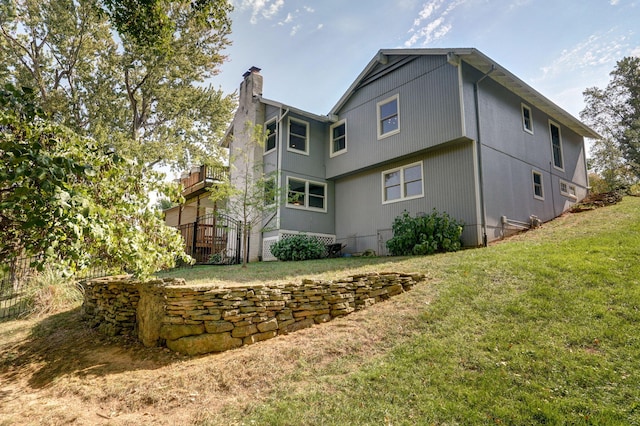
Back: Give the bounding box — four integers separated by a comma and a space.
0, 256, 115, 322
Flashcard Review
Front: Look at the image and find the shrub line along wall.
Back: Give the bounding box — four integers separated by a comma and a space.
82, 272, 425, 355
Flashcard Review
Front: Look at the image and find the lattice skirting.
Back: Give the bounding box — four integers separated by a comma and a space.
262, 231, 336, 261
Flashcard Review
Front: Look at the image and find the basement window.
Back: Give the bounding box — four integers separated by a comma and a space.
532, 170, 544, 200
560, 180, 577, 199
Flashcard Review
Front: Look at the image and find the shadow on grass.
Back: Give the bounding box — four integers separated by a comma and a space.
0, 307, 183, 390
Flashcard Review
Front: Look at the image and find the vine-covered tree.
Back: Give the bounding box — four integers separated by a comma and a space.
0, 0, 235, 170
581, 56, 640, 189
1, 84, 190, 277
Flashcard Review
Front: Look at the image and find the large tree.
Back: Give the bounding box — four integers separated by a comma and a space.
0, 0, 235, 170
1, 83, 189, 277
581, 56, 640, 187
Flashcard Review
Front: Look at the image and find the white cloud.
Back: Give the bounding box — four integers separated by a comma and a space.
281, 12, 293, 24
290, 24, 301, 36
537, 31, 630, 81
405, 0, 462, 47
610, 0, 620, 5
239, 0, 285, 24
316, 23, 324, 31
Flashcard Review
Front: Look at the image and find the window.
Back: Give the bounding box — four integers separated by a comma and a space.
559, 180, 577, 199
382, 162, 424, 203
265, 119, 277, 153
286, 177, 326, 211
288, 118, 308, 154
532, 171, 544, 200
522, 104, 533, 134
330, 120, 347, 156
377, 94, 400, 139
549, 121, 564, 170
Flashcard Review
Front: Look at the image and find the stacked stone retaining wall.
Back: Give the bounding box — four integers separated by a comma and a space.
82, 272, 424, 356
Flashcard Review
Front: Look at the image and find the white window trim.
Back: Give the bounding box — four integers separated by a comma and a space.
264, 118, 277, 155
532, 170, 544, 201
559, 179, 577, 200
381, 161, 424, 204
549, 120, 565, 171
377, 94, 400, 140
521, 103, 534, 135
287, 117, 309, 155
329, 119, 347, 158
286, 176, 327, 212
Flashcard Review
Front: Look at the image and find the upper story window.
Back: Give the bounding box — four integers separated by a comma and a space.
265, 119, 277, 154
377, 94, 400, 139
382, 161, 423, 204
522, 104, 533, 134
549, 121, 564, 170
532, 170, 544, 200
286, 177, 326, 212
330, 120, 347, 157
288, 118, 309, 155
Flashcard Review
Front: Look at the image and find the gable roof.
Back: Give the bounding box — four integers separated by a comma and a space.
329, 48, 600, 139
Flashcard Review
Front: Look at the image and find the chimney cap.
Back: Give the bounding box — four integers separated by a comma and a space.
242, 66, 262, 78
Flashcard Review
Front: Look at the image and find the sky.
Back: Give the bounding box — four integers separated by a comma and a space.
210, 0, 640, 121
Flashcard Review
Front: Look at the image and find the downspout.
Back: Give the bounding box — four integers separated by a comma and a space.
473, 65, 495, 247
275, 107, 289, 233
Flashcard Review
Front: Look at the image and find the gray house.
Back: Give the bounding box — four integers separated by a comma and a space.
224, 48, 599, 261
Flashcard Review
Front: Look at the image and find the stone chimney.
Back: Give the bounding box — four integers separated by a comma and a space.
239, 66, 263, 109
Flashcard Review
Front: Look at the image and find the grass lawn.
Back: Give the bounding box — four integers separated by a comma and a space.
1, 196, 639, 425
209, 197, 640, 425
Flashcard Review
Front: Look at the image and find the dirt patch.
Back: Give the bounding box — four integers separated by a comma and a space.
0, 280, 436, 425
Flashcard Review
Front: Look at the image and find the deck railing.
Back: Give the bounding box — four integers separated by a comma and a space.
180, 165, 228, 192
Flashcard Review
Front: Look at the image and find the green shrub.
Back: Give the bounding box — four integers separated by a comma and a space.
386, 210, 463, 256
24, 266, 84, 317
270, 235, 326, 261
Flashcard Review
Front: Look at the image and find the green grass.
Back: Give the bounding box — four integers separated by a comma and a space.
156, 254, 421, 286
167, 197, 640, 425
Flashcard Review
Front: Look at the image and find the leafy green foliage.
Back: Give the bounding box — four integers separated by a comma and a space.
270, 235, 327, 262
1, 0, 235, 170
22, 265, 84, 317
582, 56, 640, 184
1, 83, 191, 277
386, 210, 463, 256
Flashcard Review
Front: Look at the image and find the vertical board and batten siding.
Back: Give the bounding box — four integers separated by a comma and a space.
334, 141, 480, 254
326, 55, 464, 179
460, 62, 588, 238
277, 112, 335, 235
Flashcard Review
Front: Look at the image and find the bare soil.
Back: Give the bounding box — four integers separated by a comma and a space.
0, 280, 435, 425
